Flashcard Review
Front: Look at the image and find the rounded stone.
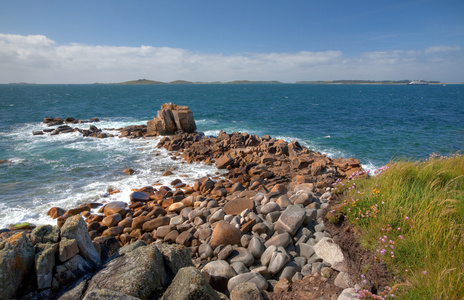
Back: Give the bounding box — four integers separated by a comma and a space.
209, 208, 225, 223
102, 213, 122, 228
260, 202, 281, 215
130, 191, 151, 202
291, 192, 314, 206
210, 220, 242, 248
164, 230, 179, 243
176, 231, 194, 246
103, 201, 127, 217
197, 228, 212, 241
248, 237, 265, 259
155, 225, 175, 239
228, 247, 255, 267
168, 202, 186, 213
201, 260, 237, 292
217, 244, 234, 260
270, 183, 287, 195
230, 261, 249, 275
102, 226, 124, 237
118, 216, 133, 228
278, 261, 300, 281
260, 245, 277, 266
264, 232, 292, 248
141, 216, 169, 232
169, 215, 184, 226
47, 207, 65, 219
268, 252, 290, 275
251, 223, 268, 235
240, 235, 252, 248
199, 243, 214, 259
276, 195, 292, 209
228, 272, 268, 293
223, 198, 255, 216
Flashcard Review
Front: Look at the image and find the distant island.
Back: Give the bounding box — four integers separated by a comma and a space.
117, 79, 284, 85
116, 79, 444, 85
296, 80, 441, 84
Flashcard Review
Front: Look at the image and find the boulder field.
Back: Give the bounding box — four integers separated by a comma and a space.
2, 104, 384, 299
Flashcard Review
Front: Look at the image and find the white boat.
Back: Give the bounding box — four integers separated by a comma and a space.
408, 80, 428, 85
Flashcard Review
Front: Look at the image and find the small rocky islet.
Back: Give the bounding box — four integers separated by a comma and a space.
0, 104, 388, 300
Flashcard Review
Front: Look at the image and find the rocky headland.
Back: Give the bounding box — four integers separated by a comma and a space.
1, 104, 390, 299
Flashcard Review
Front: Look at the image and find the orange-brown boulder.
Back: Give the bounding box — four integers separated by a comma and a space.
64, 205, 90, 217
102, 213, 122, 227
223, 198, 255, 216
142, 216, 170, 232
131, 215, 151, 230
48, 207, 65, 219
130, 192, 151, 202
167, 202, 185, 213
210, 221, 242, 248
103, 201, 127, 217
123, 168, 135, 175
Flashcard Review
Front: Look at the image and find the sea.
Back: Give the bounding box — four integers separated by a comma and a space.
0, 84, 463, 229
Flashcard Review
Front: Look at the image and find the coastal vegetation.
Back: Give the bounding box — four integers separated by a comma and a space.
329, 153, 464, 299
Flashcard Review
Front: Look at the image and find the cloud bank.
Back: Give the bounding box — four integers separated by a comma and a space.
1, 33, 463, 83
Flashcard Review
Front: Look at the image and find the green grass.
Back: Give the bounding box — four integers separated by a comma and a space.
331, 154, 464, 299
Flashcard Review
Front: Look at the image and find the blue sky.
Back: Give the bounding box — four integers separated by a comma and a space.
1, 0, 463, 83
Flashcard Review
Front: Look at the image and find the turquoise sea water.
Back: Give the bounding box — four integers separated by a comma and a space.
0, 84, 463, 228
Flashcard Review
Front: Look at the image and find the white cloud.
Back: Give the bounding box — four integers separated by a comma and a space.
0, 33, 463, 83
424, 46, 461, 54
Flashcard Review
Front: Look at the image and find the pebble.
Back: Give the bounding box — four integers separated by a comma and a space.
227, 272, 268, 292
230, 261, 250, 275
217, 244, 234, 260
268, 251, 290, 274
199, 243, 214, 259
264, 232, 291, 248
260, 202, 280, 215
260, 245, 277, 266
248, 237, 265, 259
228, 247, 255, 267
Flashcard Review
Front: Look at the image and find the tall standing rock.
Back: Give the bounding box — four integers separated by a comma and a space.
61, 215, 101, 267
147, 103, 196, 136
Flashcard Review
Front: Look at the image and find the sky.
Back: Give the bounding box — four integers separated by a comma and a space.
0, 0, 463, 83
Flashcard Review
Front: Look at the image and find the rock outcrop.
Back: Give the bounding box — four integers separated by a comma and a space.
85, 243, 166, 299
147, 103, 196, 136
6, 105, 379, 299
0, 232, 35, 299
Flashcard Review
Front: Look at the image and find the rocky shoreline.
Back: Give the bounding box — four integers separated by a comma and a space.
1, 104, 390, 300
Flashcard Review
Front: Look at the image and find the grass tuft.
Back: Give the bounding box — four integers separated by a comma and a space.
332, 153, 464, 299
